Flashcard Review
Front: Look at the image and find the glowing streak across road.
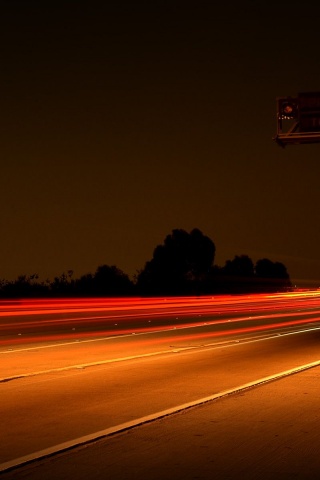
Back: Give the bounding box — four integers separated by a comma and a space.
1, 291, 320, 473
0, 290, 319, 315
0, 290, 320, 348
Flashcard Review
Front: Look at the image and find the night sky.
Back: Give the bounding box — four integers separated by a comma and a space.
1, 0, 320, 286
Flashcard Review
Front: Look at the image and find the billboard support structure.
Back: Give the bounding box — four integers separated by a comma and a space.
274, 92, 320, 147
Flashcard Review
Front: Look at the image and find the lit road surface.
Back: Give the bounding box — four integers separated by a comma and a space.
1, 291, 320, 469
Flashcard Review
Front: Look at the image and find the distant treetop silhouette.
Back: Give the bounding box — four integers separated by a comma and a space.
0, 228, 291, 298
136, 228, 216, 295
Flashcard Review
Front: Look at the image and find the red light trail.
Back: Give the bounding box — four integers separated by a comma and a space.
1, 290, 320, 348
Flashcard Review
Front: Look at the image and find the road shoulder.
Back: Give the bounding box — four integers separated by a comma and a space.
2, 364, 320, 480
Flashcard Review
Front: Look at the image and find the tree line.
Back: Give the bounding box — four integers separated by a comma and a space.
0, 229, 291, 298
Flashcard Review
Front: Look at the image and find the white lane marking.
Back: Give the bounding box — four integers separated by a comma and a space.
1, 325, 320, 384
202, 325, 320, 348
2, 314, 320, 354
0, 332, 152, 354
3, 316, 320, 356
1, 358, 320, 474
1, 319, 235, 354
0, 347, 196, 383
0, 322, 211, 354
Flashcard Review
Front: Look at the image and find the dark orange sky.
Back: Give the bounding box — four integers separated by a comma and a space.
1, 1, 320, 286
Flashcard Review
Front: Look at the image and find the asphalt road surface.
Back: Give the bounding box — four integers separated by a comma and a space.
1, 291, 320, 475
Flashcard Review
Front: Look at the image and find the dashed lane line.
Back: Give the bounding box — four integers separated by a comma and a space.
0, 346, 195, 383
1, 326, 320, 384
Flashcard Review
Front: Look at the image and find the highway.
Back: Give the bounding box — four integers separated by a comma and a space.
1, 291, 320, 472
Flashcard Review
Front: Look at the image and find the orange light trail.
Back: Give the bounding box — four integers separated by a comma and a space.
1, 290, 320, 347
0, 291, 319, 317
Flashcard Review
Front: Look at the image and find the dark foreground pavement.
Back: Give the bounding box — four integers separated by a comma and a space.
2, 365, 320, 480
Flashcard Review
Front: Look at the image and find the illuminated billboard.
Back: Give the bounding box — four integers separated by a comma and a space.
275, 92, 320, 147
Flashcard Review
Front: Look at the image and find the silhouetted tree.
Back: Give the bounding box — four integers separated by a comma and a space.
50, 271, 75, 296
218, 255, 255, 293
255, 258, 291, 292
136, 228, 215, 295
92, 264, 134, 296
0, 274, 49, 298
0, 238, 292, 298
74, 273, 95, 296
223, 255, 254, 277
